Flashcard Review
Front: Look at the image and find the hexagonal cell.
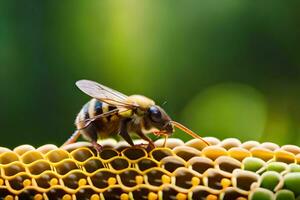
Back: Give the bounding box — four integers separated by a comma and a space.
260, 142, 280, 151
242, 157, 265, 172
7, 175, 32, 191
109, 157, 129, 171
232, 169, 259, 191
70, 148, 94, 163
99, 149, 119, 160
131, 187, 156, 200
190, 186, 218, 200
219, 138, 241, 150
173, 168, 199, 189
250, 147, 274, 162
215, 156, 241, 174
185, 138, 211, 151
161, 185, 183, 200
0, 152, 19, 164
3, 162, 26, 177
45, 149, 70, 163
102, 187, 127, 200
0, 188, 12, 199
220, 187, 248, 200
202, 146, 228, 160
62, 172, 88, 190
188, 157, 214, 174
21, 150, 44, 164
89, 170, 116, 189
274, 150, 295, 164
118, 169, 142, 187
155, 138, 184, 149
228, 147, 251, 162
145, 169, 167, 187
240, 141, 260, 150
122, 148, 147, 161
203, 169, 230, 190
16, 189, 43, 200
75, 188, 100, 200
281, 145, 300, 155
34, 172, 61, 189
55, 160, 79, 175
150, 148, 173, 162
27, 160, 52, 175
161, 156, 186, 173
13, 145, 35, 156
45, 188, 72, 200
173, 146, 201, 161
82, 158, 104, 173
136, 158, 158, 172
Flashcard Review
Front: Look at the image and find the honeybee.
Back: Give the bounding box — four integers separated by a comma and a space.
62, 80, 208, 151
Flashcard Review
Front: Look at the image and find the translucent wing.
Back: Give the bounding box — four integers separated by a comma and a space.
76, 80, 127, 100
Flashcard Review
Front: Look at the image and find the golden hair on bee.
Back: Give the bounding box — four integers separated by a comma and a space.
62, 80, 209, 151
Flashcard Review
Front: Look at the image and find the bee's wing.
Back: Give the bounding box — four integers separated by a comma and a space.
76, 80, 137, 108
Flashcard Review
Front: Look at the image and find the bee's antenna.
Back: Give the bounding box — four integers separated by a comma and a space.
170, 121, 209, 146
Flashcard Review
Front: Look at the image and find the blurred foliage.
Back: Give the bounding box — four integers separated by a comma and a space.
0, 1, 300, 148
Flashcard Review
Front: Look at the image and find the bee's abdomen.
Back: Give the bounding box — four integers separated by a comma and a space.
75, 99, 117, 129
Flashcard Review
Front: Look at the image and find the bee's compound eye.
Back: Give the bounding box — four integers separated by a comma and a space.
149, 106, 162, 122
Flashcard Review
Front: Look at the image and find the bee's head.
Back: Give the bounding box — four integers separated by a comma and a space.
145, 105, 174, 135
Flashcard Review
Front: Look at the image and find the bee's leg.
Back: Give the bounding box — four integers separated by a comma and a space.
136, 130, 155, 151
82, 124, 103, 152
119, 119, 134, 146
61, 130, 81, 147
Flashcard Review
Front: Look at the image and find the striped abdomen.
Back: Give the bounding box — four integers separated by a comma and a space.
75, 98, 117, 130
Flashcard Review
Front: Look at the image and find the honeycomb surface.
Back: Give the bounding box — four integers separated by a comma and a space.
0, 137, 300, 200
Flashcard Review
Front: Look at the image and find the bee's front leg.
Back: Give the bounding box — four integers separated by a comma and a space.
119, 119, 135, 146
136, 130, 155, 151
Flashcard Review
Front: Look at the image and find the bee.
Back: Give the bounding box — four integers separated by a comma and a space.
62, 80, 208, 151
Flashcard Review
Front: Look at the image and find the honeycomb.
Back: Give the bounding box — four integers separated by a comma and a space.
0, 137, 300, 200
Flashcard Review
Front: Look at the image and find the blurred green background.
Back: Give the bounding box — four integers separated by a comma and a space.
1, 1, 300, 148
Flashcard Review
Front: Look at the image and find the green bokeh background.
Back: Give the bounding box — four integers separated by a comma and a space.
1, 1, 300, 148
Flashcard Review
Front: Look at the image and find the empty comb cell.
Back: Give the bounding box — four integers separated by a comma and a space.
219, 138, 241, 150
99, 149, 119, 160
188, 157, 214, 174
0, 152, 19, 164
232, 169, 259, 191
27, 160, 52, 175
136, 158, 158, 172
190, 186, 217, 200
70, 148, 94, 163
220, 187, 248, 200
55, 160, 79, 175
173, 146, 201, 161
82, 158, 104, 173
150, 148, 173, 162
160, 156, 186, 173
46, 149, 70, 163
21, 150, 44, 164
3, 162, 25, 177
109, 157, 129, 171
122, 148, 147, 161
215, 156, 241, 174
